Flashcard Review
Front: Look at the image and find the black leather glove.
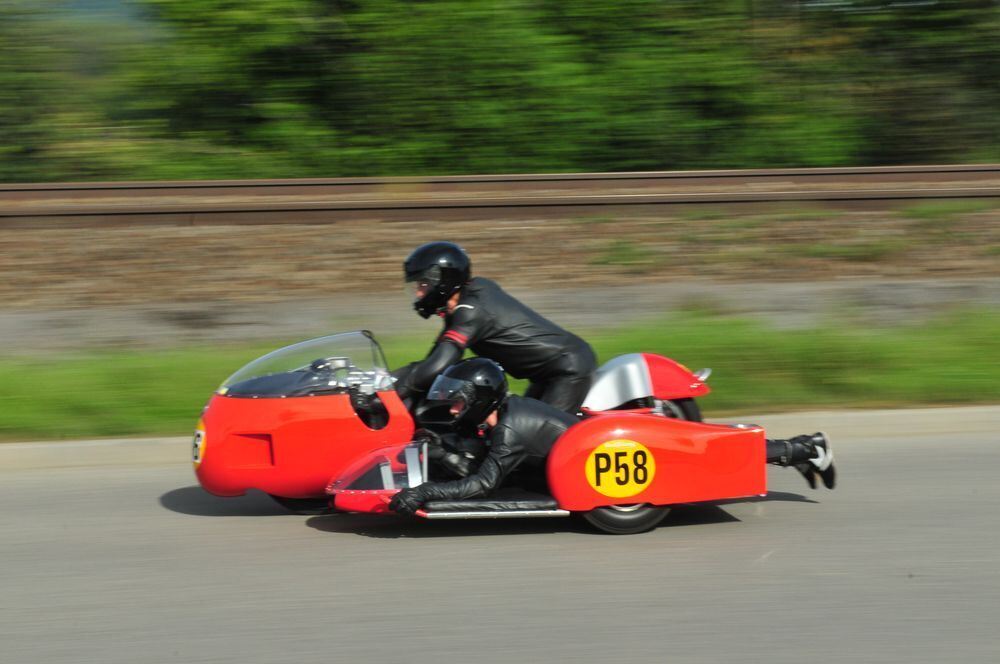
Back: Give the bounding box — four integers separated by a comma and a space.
413, 428, 443, 447
438, 452, 475, 478
417, 429, 479, 478
388, 487, 426, 516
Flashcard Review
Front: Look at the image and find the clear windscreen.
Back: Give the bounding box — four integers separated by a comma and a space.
327, 443, 427, 493
219, 331, 393, 398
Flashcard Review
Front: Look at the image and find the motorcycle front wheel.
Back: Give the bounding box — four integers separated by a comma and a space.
268, 495, 332, 515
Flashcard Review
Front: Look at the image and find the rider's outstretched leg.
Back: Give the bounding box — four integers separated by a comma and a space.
766, 432, 836, 490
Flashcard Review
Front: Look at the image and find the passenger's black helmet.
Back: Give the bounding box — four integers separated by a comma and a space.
404, 242, 471, 318
425, 358, 507, 433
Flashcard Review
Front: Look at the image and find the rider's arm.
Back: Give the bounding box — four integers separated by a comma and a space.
395, 341, 463, 399
396, 306, 483, 398
409, 424, 525, 502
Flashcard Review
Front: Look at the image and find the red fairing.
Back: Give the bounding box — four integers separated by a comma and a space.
546, 414, 766, 511
195, 390, 414, 498
642, 353, 711, 398
333, 490, 396, 514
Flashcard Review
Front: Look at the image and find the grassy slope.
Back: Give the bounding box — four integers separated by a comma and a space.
2, 310, 998, 440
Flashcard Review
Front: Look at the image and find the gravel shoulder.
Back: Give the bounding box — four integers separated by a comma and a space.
3, 277, 1000, 352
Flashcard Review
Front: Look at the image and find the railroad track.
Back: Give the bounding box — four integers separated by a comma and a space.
2, 164, 999, 227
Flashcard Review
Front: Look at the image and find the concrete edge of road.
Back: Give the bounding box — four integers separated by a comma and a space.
2, 405, 997, 471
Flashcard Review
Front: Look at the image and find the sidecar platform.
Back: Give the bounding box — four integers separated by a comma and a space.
418, 488, 570, 519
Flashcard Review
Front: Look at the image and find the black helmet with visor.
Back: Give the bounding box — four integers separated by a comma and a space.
404, 242, 471, 319
425, 358, 507, 434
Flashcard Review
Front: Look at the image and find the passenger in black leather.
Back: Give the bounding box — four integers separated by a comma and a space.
389, 358, 579, 516
394, 241, 597, 414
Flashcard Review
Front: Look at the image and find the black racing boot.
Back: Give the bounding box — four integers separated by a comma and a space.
766, 432, 836, 489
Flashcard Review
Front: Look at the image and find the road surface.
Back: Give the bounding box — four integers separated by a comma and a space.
1, 408, 998, 663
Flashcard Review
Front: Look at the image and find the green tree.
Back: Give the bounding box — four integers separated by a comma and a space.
2, 0, 999, 181
0, 2, 81, 180
799, 0, 1000, 164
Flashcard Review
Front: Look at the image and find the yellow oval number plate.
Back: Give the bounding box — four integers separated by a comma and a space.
585, 439, 656, 498
192, 419, 207, 468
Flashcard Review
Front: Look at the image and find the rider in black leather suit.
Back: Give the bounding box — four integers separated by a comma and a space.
390, 358, 579, 515
395, 241, 597, 414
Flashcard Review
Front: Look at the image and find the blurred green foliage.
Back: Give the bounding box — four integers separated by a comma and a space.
2, 309, 999, 440
591, 239, 657, 269
1, 0, 999, 181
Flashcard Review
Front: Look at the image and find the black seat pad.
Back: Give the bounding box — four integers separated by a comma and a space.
423, 487, 558, 513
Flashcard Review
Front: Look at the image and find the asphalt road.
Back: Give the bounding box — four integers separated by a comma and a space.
2, 419, 999, 663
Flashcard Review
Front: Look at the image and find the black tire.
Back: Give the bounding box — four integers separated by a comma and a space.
662, 397, 702, 422
581, 504, 671, 535
268, 495, 332, 515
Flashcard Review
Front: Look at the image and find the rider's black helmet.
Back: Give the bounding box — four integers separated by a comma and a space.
404, 242, 471, 319
425, 358, 507, 433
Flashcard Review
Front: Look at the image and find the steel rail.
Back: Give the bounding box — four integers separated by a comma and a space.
2, 163, 999, 192
2, 165, 999, 227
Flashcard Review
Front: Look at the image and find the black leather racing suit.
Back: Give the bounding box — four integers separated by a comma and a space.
396, 277, 597, 413
407, 395, 581, 504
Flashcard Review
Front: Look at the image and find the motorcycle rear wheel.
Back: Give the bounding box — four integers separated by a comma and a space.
660, 397, 701, 422
581, 397, 697, 534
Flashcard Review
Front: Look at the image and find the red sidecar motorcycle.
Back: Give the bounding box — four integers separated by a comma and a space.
193, 330, 767, 534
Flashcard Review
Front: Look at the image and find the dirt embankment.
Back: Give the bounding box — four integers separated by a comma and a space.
2, 205, 999, 310
2, 204, 999, 352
